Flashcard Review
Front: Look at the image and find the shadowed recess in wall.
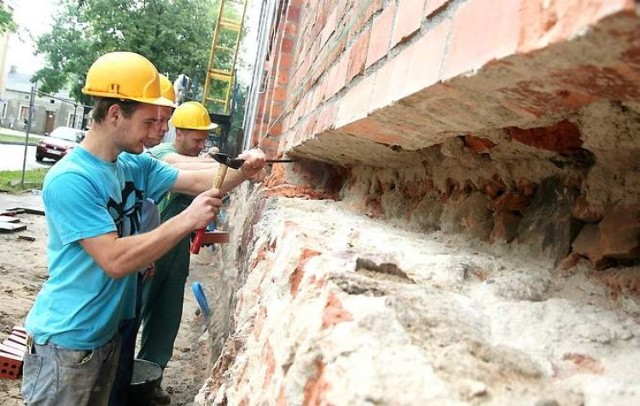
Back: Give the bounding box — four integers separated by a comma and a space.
355, 257, 415, 284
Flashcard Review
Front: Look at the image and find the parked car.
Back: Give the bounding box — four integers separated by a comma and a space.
35, 127, 85, 162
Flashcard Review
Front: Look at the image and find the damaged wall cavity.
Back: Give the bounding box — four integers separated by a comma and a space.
338, 100, 640, 269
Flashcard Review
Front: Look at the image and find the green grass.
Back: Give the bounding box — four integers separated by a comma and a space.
0, 134, 41, 145
0, 169, 49, 192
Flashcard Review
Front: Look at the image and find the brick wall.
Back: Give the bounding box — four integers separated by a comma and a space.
251, 0, 638, 159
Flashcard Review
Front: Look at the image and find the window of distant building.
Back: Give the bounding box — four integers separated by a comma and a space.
19, 105, 29, 121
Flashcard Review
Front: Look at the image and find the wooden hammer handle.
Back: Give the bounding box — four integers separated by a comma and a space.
190, 163, 229, 254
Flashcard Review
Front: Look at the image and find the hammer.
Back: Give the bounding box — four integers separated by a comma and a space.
189, 153, 243, 254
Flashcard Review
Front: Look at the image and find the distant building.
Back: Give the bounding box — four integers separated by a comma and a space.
0, 66, 83, 134
0, 0, 16, 95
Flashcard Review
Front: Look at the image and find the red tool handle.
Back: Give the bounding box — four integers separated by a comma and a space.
190, 164, 229, 254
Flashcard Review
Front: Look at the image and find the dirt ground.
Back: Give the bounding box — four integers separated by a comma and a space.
0, 191, 220, 405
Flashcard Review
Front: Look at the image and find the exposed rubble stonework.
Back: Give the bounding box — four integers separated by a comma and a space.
195, 186, 640, 405
196, 0, 640, 405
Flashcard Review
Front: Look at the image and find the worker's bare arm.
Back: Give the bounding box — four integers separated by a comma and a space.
80, 189, 222, 279
160, 152, 217, 165
170, 161, 218, 170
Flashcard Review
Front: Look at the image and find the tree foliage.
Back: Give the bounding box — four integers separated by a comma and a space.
0, 7, 16, 33
33, 0, 217, 103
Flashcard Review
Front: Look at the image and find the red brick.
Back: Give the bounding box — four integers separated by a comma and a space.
322, 293, 353, 328
320, 9, 338, 49
347, 30, 370, 82
445, 0, 520, 79
392, 0, 426, 47
599, 205, 640, 260
365, 2, 397, 68
327, 54, 350, 99
572, 195, 605, 223
370, 57, 398, 111
507, 120, 583, 155
425, 0, 450, 17
487, 192, 530, 214
253, 306, 267, 339
573, 224, 610, 270
335, 73, 376, 126
279, 52, 294, 71
303, 360, 329, 406
518, 177, 537, 197
287, 4, 301, 22
262, 341, 276, 389
350, 0, 383, 41
400, 19, 451, 99
341, 116, 407, 145
285, 20, 298, 37
464, 134, 496, 154
517, 0, 634, 53
314, 102, 338, 134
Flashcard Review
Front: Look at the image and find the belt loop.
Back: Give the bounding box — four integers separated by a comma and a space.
26, 335, 34, 354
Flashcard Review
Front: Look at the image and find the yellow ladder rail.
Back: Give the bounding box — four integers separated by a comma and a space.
202, 0, 248, 114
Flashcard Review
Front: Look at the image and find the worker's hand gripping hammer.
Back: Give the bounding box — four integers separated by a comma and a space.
189, 153, 242, 254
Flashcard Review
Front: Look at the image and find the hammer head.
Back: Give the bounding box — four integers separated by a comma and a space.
210, 152, 244, 170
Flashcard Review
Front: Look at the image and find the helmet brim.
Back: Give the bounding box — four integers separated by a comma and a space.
82, 89, 176, 107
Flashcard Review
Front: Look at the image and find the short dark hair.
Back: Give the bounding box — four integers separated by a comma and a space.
92, 98, 141, 123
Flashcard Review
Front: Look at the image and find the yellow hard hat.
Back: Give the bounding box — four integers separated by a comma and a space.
159, 74, 177, 106
82, 52, 173, 107
170, 101, 218, 130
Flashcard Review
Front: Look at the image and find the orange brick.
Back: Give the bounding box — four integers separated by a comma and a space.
347, 30, 370, 82
392, 0, 426, 47
282, 37, 295, 53
322, 293, 353, 328
518, 0, 634, 53
365, 2, 397, 68
400, 19, 451, 98
350, 0, 383, 41
320, 9, 338, 49
273, 86, 287, 102
444, 0, 520, 79
370, 57, 397, 111
262, 341, 276, 389
425, 0, 450, 17
327, 54, 349, 98
279, 52, 294, 71
341, 116, 407, 145
335, 73, 376, 126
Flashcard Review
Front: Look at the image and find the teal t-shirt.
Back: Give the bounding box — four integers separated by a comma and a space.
24, 147, 179, 350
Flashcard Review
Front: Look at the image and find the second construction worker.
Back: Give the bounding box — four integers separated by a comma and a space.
138, 101, 265, 404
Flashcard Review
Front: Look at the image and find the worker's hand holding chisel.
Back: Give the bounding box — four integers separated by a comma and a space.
238, 148, 267, 182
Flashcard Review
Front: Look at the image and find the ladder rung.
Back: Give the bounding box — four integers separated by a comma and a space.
214, 45, 235, 52
208, 76, 233, 84
209, 69, 233, 78
220, 20, 241, 31
205, 97, 227, 104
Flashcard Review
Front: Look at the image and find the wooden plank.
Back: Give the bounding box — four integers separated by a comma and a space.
0, 209, 25, 216
0, 223, 26, 232
5, 207, 45, 216
0, 216, 19, 223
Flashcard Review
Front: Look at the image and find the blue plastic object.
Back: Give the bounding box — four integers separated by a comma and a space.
191, 282, 211, 317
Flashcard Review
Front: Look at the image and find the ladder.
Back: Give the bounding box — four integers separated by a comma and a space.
202, 0, 248, 114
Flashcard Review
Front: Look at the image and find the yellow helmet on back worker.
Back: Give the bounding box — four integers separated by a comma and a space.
169, 101, 218, 131
159, 74, 177, 107
81, 51, 173, 107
